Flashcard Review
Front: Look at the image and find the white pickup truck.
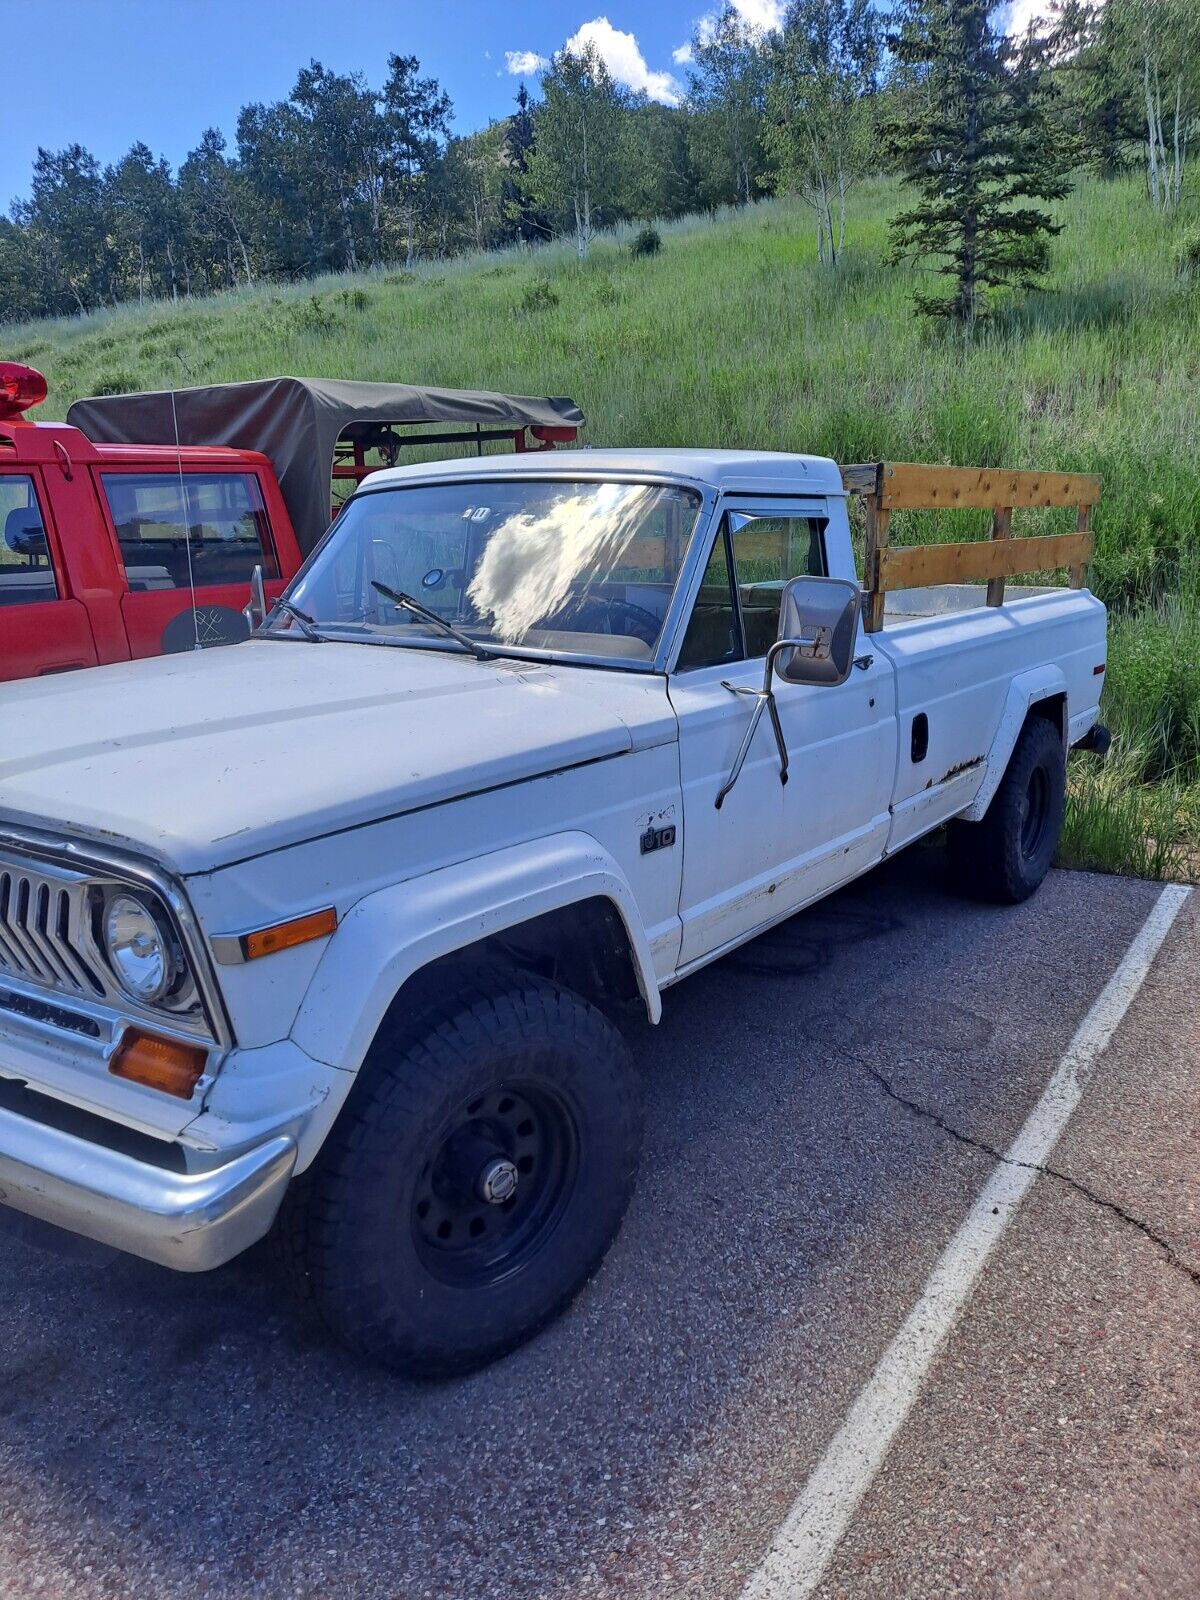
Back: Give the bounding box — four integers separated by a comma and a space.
0, 449, 1107, 1372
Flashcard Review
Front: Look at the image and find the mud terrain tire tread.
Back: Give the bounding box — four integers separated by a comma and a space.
279, 969, 640, 1374
948, 713, 1066, 904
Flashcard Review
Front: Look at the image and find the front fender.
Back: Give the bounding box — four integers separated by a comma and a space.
959, 665, 1068, 823
290, 831, 662, 1076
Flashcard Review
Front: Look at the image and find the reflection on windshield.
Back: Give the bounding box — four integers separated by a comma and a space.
468, 484, 666, 642
286, 478, 702, 664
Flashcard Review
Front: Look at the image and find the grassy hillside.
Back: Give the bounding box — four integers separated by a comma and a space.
8, 175, 1200, 877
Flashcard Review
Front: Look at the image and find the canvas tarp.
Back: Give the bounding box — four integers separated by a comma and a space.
68, 376, 585, 556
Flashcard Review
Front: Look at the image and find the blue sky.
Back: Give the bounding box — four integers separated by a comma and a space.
3, 0, 735, 210
5, 0, 1037, 211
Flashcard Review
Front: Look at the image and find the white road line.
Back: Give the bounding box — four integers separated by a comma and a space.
740, 882, 1192, 1600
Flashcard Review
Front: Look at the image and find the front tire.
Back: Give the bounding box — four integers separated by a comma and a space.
948, 714, 1066, 903
284, 970, 641, 1375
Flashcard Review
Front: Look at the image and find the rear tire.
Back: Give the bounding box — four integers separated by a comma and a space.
281, 969, 641, 1375
948, 714, 1066, 904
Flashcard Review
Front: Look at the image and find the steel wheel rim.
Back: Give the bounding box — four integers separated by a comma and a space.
411, 1081, 578, 1288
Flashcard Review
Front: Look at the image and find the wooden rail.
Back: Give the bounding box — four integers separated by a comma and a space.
842, 462, 1102, 634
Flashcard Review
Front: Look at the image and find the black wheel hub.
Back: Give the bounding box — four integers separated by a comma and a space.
412, 1084, 578, 1287
1020, 765, 1050, 858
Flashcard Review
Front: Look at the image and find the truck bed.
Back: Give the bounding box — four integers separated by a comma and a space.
882, 582, 1064, 622
871, 583, 1106, 855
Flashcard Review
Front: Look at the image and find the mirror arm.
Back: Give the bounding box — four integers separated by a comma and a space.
762, 635, 817, 691
765, 687, 789, 788
715, 637, 812, 808
715, 691, 769, 809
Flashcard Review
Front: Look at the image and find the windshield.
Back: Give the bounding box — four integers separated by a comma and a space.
281, 478, 704, 663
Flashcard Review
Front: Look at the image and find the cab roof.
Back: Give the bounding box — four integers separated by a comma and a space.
362, 447, 845, 497
93, 441, 270, 464
0, 418, 266, 470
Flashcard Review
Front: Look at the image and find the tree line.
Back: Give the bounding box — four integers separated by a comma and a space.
1, 0, 1196, 328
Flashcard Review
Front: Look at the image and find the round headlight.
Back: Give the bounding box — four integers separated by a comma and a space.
103, 893, 175, 1003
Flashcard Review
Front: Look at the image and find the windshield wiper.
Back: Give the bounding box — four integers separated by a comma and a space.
370, 580, 495, 661
266, 596, 323, 642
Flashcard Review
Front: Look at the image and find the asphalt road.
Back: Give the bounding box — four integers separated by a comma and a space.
1, 849, 1195, 1600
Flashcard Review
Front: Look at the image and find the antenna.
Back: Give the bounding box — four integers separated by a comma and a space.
170, 355, 201, 651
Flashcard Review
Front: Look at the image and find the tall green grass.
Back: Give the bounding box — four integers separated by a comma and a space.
6, 175, 1199, 878
1104, 596, 1200, 784
1061, 746, 1199, 882
1064, 592, 1200, 883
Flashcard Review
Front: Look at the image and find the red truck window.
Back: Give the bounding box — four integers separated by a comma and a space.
0, 474, 59, 608
100, 471, 279, 590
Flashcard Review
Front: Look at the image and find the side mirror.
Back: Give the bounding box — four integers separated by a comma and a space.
713, 576, 865, 809
244, 563, 267, 631
773, 575, 861, 687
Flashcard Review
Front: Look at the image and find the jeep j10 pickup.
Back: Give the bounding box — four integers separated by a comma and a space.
0, 449, 1107, 1372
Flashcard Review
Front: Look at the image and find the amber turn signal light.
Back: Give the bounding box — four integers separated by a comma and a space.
241, 906, 337, 961
110, 1028, 209, 1100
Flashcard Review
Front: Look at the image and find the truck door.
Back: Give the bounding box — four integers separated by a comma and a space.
667, 501, 897, 968
0, 469, 99, 679
97, 467, 281, 656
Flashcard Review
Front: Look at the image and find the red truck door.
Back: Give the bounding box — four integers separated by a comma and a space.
0, 468, 99, 677
95, 466, 283, 656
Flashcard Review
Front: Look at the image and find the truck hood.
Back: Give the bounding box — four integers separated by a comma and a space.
0, 642, 668, 874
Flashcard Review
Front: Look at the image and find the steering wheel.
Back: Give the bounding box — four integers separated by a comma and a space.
605, 597, 662, 645
550, 595, 661, 646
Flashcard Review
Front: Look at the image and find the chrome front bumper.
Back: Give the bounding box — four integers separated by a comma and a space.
0, 1105, 296, 1271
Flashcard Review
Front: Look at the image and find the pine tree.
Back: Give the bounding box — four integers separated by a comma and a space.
885, 0, 1071, 321
502, 85, 548, 243
382, 54, 453, 268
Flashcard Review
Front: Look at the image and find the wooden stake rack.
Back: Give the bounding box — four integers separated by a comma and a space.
841, 462, 1102, 634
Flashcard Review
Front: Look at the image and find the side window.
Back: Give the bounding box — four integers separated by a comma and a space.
675, 511, 828, 670
676, 522, 740, 670
730, 513, 827, 658
0, 474, 58, 608
101, 472, 278, 590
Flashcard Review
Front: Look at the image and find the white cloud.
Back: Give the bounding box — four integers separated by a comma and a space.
1002, 0, 1052, 33
693, 0, 784, 46
727, 0, 785, 29
561, 17, 683, 105
505, 49, 549, 76
672, 42, 693, 65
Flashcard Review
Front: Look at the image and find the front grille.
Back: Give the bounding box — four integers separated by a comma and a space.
0, 862, 104, 1000
0, 848, 212, 1042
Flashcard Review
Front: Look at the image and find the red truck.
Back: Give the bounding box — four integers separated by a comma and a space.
0, 364, 582, 681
